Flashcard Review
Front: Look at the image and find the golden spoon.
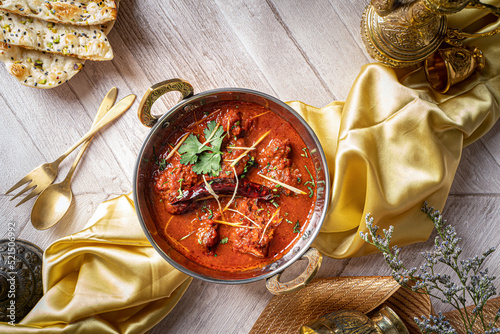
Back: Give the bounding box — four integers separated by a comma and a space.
30, 91, 136, 230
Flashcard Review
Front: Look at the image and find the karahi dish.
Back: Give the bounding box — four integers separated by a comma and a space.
134, 81, 329, 290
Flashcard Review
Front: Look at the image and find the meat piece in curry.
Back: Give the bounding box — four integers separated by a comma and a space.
196, 211, 221, 254
230, 198, 282, 258
259, 138, 301, 195
154, 154, 200, 215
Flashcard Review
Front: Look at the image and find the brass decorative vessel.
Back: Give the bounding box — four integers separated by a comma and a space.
424, 45, 485, 92
300, 306, 409, 334
361, 0, 500, 91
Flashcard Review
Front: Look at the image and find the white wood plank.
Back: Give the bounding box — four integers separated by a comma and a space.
270, 0, 372, 102
213, 0, 335, 105
451, 121, 500, 194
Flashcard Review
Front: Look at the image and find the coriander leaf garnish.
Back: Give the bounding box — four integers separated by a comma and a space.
202, 207, 213, 219
178, 121, 226, 175
304, 165, 315, 198
179, 136, 200, 164
176, 178, 184, 199
202, 121, 225, 151
220, 237, 229, 244
192, 150, 222, 175
293, 220, 300, 233
301, 147, 308, 158
178, 134, 208, 165
157, 158, 167, 171
240, 156, 256, 179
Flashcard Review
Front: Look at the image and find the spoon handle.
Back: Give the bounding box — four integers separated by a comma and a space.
64, 87, 119, 182
58, 94, 136, 162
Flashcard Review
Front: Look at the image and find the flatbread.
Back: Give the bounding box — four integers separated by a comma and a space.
0, 0, 117, 26
0, 9, 113, 61
0, 18, 115, 88
0, 41, 83, 88
0, 0, 117, 89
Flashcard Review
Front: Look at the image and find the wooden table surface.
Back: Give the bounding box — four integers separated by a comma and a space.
1, 1, 500, 333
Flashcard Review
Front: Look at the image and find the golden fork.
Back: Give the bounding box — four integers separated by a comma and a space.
30, 87, 118, 229
5, 88, 136, 206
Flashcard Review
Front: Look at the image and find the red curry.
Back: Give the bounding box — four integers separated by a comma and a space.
148, 100, 316, 272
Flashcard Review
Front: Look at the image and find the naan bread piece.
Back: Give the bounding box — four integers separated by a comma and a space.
0, 0, 117, 88
0, 0, 117, 25
0, 9, 113, 61
0, 42, 84, 88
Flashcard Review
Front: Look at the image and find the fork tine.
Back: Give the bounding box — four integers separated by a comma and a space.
15, 188, 43, 207
10, 183, 35, 201
5, 175, 32, 195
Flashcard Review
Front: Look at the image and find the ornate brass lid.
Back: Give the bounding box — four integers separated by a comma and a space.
361, 1, 448, 68
0, 239, 43, 323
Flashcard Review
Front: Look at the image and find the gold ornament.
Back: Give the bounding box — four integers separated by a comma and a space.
361, 0, 500, 92
300, 306, 409, 334
424, 46, 485, 93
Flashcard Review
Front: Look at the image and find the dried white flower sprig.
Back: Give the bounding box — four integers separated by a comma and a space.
360, 202, 500, 334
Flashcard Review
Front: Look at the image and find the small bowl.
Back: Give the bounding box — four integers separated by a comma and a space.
133, 79, 330, 294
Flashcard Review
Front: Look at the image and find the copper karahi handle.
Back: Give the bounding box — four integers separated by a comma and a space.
137, 78, 194, 127
266, 248, 323, 295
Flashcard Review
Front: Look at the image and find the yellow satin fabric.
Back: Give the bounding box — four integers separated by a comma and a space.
290, 6, 500, 258
2, 5, 500, 334
0, 194, 191, 333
